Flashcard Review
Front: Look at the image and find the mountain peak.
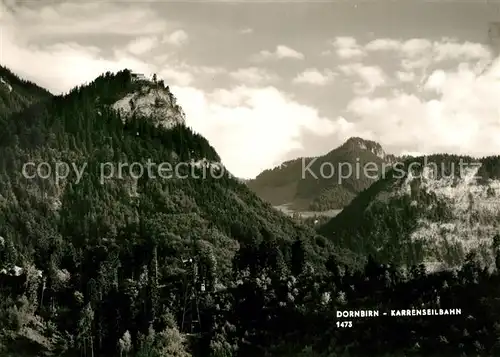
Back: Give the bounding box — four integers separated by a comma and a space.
110, 70, 185, 129
342, 137, 386, 159
343, 136, 381, 147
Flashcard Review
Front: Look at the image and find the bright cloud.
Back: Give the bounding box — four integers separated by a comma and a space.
252, 45, 305, 61
173, 85, 337, 178
330, 36, 365, 59
433, 41, 491, 61
293, 68, 335, 85
2, 32, 152, 93
162, 30, 189, 46
423, 69, 447, 92
125, 36, 159, 55
158, 68, 194, 86
344, 57, 500, 156
396, 71, 416, 82
366, 37, 491, 62
365, 38, 401, 51
339, 63, 387, 94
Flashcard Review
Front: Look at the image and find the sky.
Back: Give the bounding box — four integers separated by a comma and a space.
1, 0, 500, 179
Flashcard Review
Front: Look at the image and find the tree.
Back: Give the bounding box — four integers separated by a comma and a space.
291, 238, 305, 276
155, 326, 191, 357
118, 330, 132, 357
77, 303, 95, 357
493, 234, 500, 271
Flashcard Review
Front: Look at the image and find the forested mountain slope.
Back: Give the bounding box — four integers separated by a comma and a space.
2, 68, 500, 357
0, 68, 349, 356
319, 154, 500, 270
0, 65, 52, 116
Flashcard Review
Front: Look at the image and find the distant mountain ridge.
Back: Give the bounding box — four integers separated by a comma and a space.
247, 136, 397, 211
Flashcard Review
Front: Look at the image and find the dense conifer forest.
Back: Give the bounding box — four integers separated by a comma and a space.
1, 68, 500, 357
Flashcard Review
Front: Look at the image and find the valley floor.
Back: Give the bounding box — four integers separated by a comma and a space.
274, 204, 342, 218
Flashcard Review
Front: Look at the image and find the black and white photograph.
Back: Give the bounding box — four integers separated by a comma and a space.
1, 0, 500, 356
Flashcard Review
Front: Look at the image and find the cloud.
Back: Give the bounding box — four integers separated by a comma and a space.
0, 12, 216, 93
172, 85, 337, 178
401, 57, 432, 71
365, 38, 492, 89
396, 71, 416, 82
252, 45, 305, 61
423, 69, 446, 92
338, 63, 387, 94
433, 41, 491, 61
1, 31, 152, 94
365, 38, 401, 51
157, 63, 224, 86
162, 30, 189, 46
344, 57, 500, 157
2, 2, 170, 38
125, 36, 159, 55
401, 39, 433, 57
293, 68, 335, 85
366, 37, 491, 62
337, 48, 365, 59
229, 67, 277, 85
330, 36, 365, 59
158, 68, 194, 86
